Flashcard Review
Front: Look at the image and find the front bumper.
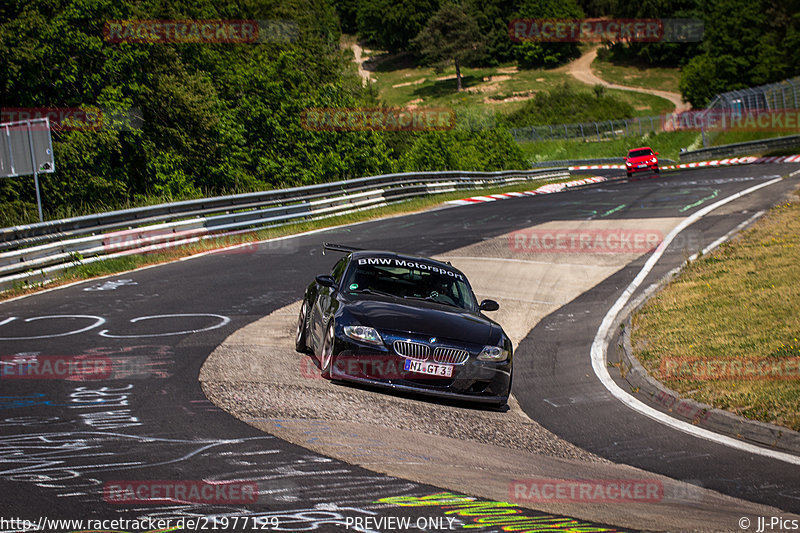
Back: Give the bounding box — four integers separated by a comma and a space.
626, 162, 659, 174
328, 331, 512, 404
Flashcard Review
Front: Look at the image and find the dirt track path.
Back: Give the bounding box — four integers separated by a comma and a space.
351, 42, 372, 85
566, 47, 690, 112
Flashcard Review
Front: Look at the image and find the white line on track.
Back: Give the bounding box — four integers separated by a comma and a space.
590, 176, 800, 465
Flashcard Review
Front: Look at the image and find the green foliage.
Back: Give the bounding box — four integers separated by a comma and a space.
350, 0, 583, 68
0, 0, 396, 222
331, 0, 361, 33
400, 126, 526, 171
356, 0, 440, 53
574, 0, 616, 17
513, 41, 572, 69
606, 0, 703, 67
679, 0, 800, 108
507, 0, 583, 68
505, 82, 635, 127
411, 4, 484, 89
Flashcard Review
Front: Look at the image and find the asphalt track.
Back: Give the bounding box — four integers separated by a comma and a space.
0, 163, 798, 532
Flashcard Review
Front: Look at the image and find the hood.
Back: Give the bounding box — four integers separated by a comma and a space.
340, 294, 498, 345
627, 154, 656, 163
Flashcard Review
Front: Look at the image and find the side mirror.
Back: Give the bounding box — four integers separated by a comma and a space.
654, 152, 659, 155
479, 299, 499, 312
315, 274, 337, 288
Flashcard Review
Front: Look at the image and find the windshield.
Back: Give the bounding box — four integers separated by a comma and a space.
342, 258, 478, 310
628, 149, 654, 158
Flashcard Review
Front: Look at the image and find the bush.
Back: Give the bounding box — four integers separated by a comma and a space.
506, 82, 635, 127
400, 126, 526, 171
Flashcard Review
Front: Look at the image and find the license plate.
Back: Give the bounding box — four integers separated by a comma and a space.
404, 359, 454, 377
637, 164, 647, 168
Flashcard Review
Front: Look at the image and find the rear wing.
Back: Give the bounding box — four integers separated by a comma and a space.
322, 242, 363, 255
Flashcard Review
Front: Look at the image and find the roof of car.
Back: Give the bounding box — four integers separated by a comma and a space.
628, 146, 653, 152
348, 250, 465, 274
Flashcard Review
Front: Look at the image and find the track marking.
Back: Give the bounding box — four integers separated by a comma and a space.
590, 176, 800, 466
601, 204, 626, 217
0, 315, 106, 340
98, 314, 231, 338
679, 189, 719, 212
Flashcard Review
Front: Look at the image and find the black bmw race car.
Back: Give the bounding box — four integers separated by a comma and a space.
295, 243, 513, 406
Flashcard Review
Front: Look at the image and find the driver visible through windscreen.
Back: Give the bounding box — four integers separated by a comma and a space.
342, 257, 478, 311
628, 148, 654, 158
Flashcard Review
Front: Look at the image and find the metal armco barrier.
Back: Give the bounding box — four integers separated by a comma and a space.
679, 134, 800, 162
0, 168, 568, 292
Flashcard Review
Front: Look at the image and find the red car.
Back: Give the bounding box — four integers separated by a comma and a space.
625, 147, 659, 177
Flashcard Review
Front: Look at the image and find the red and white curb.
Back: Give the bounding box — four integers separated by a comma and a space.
446, 176, 606, 206
569, 164, 625, 170
447, 154, 800, 206
569, 154, 800, 171
663, 154, 800, 170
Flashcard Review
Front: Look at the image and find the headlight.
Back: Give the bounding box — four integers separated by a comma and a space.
478, 345, 509, 362
343, 325, 383, 345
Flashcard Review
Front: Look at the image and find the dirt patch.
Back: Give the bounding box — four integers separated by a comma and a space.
392, 78, 426, 88
485, 92, 537, 104
482, 75, 512, 83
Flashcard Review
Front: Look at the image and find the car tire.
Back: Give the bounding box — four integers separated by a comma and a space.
626, 171, 632, 177
295, 300, 310, 353
654, 166, 660, 174
320, 321, 335, 379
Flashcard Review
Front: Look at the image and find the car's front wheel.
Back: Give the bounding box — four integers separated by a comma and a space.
320, 321, 335, 379
295, 300, 310, 353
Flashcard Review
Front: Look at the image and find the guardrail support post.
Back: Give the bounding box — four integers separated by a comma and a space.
26, 120, 44, 222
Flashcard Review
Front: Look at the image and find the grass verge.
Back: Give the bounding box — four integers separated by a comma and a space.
591, 55, 682, 94
631, 188, 800, 431
2, 175, 586, 301
369, 58, 673, 116
517, 129, 800, 164
518, 130, 701, 164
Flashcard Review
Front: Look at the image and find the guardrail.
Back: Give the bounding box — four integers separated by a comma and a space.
510, 116, 663, 143
0, 167, 568, 293
532, 157, 677, 168
679, 134, 800, 162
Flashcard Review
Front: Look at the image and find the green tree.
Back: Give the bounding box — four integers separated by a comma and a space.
411, 4, 484, 91
678, 0, 800, 108
510, 0, 583, 68
356, 0, 440, 53
506, 82, 635, 126
608, 0, 703, 67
